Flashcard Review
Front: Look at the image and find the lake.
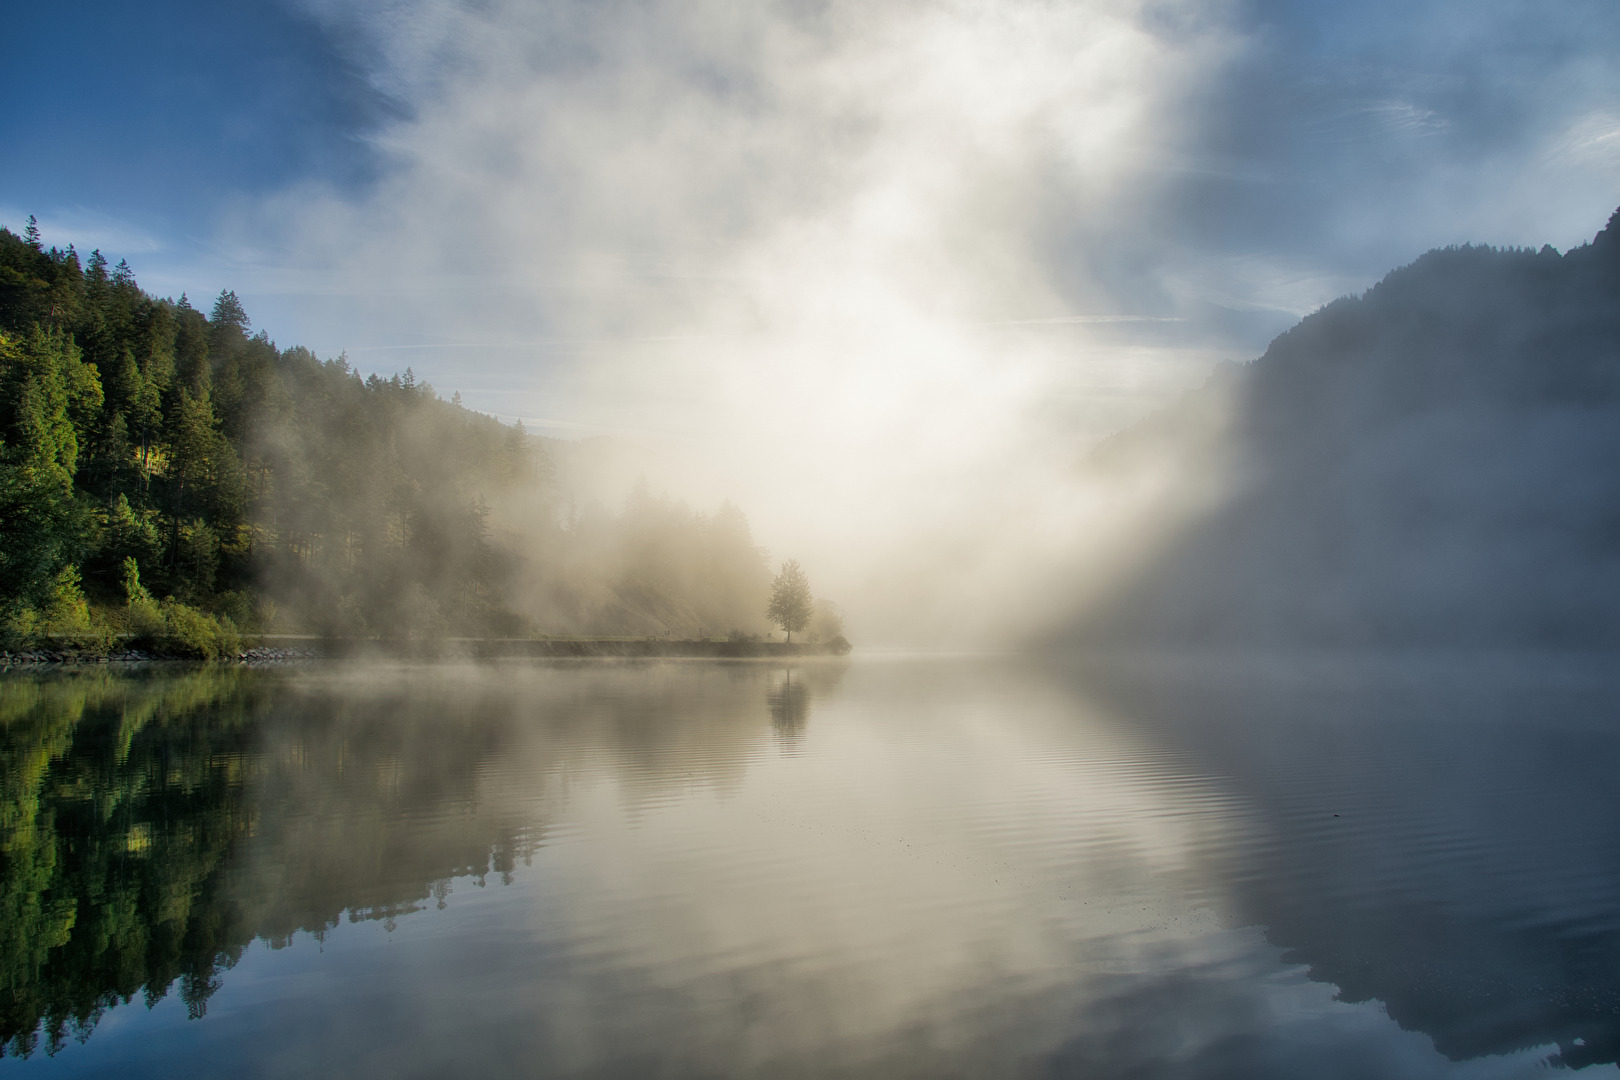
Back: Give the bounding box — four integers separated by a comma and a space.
3, 654, 1618, 1078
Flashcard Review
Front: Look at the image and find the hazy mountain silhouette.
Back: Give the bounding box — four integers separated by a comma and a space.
1062, 654, 1620, 1071
1066, 206, 1620, 647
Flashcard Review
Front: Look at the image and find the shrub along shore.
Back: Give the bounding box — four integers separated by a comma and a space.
1, 635, 853, 665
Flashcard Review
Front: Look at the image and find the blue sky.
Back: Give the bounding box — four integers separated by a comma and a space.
5, 0, 1619, 630
4, 1, 392, 241
6, 1, 1617, 377
1, 1, 1617, 462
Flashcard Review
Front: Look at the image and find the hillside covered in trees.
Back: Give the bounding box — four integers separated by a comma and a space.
0, 220, 807, 651
1064, 207, 1620, 647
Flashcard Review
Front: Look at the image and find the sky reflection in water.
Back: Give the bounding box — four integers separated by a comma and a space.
2, 655, 1618, 1078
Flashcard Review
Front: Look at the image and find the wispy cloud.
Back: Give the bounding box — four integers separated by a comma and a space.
0, 207, 167, 256
197, 0, 1620, 643
216, 0, 1253, 640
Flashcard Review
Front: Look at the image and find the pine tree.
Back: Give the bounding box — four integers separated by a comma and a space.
86, 249, 108, 288
209, 290, 249, 337
0, 330, 97, 609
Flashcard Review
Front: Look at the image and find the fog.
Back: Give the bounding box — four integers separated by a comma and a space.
216, 0, 1236, 644
1061, 223, 1620, 648
179, 0, 1620, 647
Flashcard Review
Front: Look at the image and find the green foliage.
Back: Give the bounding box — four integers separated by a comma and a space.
118, 557, 164, 639
43, 566, 89, 636
0, 221, 832, 646
175, 519, 220, 598
0, 666, 602, 1056
163, 390, 244, 530
120, 600, 165, 643
0, 567, 117, 654
121, 556, 148, 605
90, 495, 163, 591
0, 671, 262, 1056
209, 589, 256, 634
155, 601, 240, 661
0, 330, 93, 611
0, 607, 43, 651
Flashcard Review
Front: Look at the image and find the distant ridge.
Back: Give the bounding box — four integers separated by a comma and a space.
1065, 206, 1620, 647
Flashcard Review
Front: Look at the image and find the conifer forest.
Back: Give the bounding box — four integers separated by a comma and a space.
0, 221, 817, 655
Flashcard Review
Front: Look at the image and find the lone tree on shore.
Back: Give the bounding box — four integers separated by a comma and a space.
767, 559, 813, 643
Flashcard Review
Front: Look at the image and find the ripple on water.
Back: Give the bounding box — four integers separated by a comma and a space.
4, 655, 1620, 1076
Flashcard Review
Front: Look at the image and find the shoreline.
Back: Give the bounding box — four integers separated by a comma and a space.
1, 637, 853, 667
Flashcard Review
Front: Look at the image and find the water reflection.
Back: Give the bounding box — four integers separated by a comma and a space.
767, 668, 811, 735
0, 669, 262, 1056
767, 665, 843, 748
1, 655, 1617, 1077
0, 661, 845, 1059
1062, 652, 1620, 1072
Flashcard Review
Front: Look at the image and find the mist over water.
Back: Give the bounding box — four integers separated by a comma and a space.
6, 1, 1620, 1075
7, 656, 1620, 1077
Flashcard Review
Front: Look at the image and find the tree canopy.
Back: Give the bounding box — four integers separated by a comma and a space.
0, 221, 798, 645
766, 559, 813, 642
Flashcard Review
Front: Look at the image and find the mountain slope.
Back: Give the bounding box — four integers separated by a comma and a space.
1066, 207, 1620, 647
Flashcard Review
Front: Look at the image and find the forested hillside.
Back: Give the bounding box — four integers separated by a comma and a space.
1065, 207, 1620, 647
0, 220, 791, 651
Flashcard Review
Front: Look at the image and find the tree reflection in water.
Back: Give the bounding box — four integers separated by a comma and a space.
0, 668, 263, 1056
8, 655, 1614, 1075
766, 665, 845, 748
0, 660, 847, 1059
768, 668, 811, 737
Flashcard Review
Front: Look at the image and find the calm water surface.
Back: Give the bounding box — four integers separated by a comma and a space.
3, 654, 1619, 1077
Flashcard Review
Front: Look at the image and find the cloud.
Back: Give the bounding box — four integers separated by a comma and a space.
221, 0, 1245, 642
207, 0, 1620, 643
0, 207, 167, 257
1546, 111, 1620, 171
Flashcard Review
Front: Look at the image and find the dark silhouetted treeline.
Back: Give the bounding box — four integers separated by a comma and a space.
0, 221, 790, 648
1067, 206, 1620, 647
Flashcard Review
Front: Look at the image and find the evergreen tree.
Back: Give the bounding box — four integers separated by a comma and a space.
209, 290, 249, 337
0, 330, 96, 610
0, 219, 825, 644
